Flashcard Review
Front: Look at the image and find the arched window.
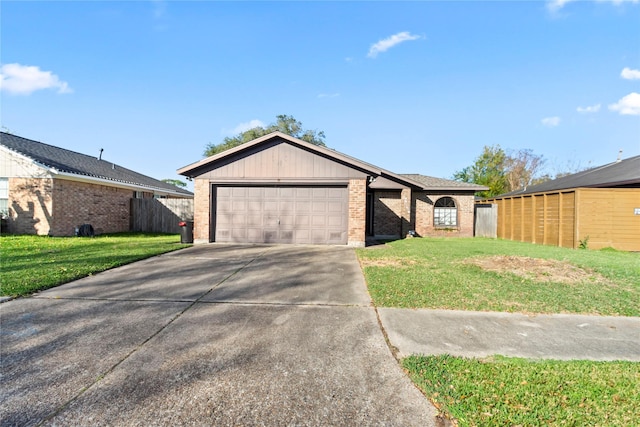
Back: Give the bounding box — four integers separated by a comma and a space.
434, 197, 457, 227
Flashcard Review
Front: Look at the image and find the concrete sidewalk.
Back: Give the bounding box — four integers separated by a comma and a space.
378, 308, 640, 361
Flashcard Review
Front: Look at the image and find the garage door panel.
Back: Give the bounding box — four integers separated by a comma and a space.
280, 230, 294, 242
279, 215, 294, 226
328, 201, 344, 213
231, 214, 247, 226
215, 186, 347, 244
279, 187, 295, 197
312, 188, 327, 198
231, 187, 247, 197
245, 214, 262, 226
217, 187, 232, 197
264, 201, 278, 211
247, 200, 262, 211
247, 187, 263, 197
264, 187, 278, 197
295, 216, 310, 226
217, 200, 232, 213
311, 215, 327, 226
246, 228, 263, 242
327, 215, 343, 227
296, 187, 312, 197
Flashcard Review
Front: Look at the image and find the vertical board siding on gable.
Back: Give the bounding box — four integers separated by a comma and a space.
200, 143, 367, 181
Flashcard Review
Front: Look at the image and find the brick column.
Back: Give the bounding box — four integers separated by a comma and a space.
193, 179, 210, 243
400, 188, 412, 238
348, 178, 366, 247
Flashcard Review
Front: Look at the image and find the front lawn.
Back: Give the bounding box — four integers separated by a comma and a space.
0, 233, 189, 297
404, 355, 639, 427
356, 238, 640, 316
357, 238, 640, 426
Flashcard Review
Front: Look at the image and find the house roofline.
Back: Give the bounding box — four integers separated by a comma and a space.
178, 131, 382, 176
177, 131, 434, 190
2, 145, 192, 198
53, 171, 193, 197
0, 142, 193, 199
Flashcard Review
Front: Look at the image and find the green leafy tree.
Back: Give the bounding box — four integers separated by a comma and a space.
161, 179, 187, 188
453, 145, 508, 198
204, 114, 326, 157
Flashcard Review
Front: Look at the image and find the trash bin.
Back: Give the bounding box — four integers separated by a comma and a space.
178, 220, 194, 244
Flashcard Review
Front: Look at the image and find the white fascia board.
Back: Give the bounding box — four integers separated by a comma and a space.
53, 171, 191, 197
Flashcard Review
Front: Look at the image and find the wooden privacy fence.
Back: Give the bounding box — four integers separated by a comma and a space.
130, 198, 194, 234
474, 203, 497, 238
483, 188, 640, 251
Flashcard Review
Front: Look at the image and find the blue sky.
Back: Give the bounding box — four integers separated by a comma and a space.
2, 1, 639, 189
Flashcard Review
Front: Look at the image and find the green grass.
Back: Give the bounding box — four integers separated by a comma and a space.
0, 233, 190, 297
403, 354, 640, 427
356, 238, 640, 316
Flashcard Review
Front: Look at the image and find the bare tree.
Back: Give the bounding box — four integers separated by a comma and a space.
504, 149, 546, 191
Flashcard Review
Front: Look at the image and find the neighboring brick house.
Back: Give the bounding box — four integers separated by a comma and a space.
178, 132, 486, 246
0, 132, 193, 236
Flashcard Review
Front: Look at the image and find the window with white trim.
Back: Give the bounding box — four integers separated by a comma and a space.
0, 178, 8, 218
434, 197, 457, 227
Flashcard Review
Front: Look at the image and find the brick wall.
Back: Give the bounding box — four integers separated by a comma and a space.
51, 179, 131, 235
7, 177, 54, 235
193, 178, 210, 243
347, 178, 366, 247
372, 190, 402, 237
7, 177, 132, 236
414, 192, 475, 237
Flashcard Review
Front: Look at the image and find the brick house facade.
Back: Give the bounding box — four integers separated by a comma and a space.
179, 132, 485, 246
1, 132, 193, 236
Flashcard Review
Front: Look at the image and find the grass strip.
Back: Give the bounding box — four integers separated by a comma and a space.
1, 233, 190, 297
357, 238, 640, 316
403, 354, 640, 427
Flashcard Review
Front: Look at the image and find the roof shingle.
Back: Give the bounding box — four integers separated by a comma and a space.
1, 132, 192, 196
498, 155, 640, 197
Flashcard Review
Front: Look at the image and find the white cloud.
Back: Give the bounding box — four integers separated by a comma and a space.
546, 0, 577, 13
604, 0, 640, 5
367, 32, 422, 58
576, 104, 601, 113
541, 116, 561, 127
151, 0, 167, 19
621, 67, 640, 80
318, 93, 340, 99
548, 0, 638, 12
231, 119, 265, 134
0, 63, 73, 95
609, 92, 640, 115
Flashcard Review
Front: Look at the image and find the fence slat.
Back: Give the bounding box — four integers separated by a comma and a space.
130, 198, 193, 234
474, 204, 497, 238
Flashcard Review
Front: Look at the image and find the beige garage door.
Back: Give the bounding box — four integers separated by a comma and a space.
215, 186, 348, 244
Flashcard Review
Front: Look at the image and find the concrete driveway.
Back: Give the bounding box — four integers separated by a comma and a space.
0, 245, 436, 426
